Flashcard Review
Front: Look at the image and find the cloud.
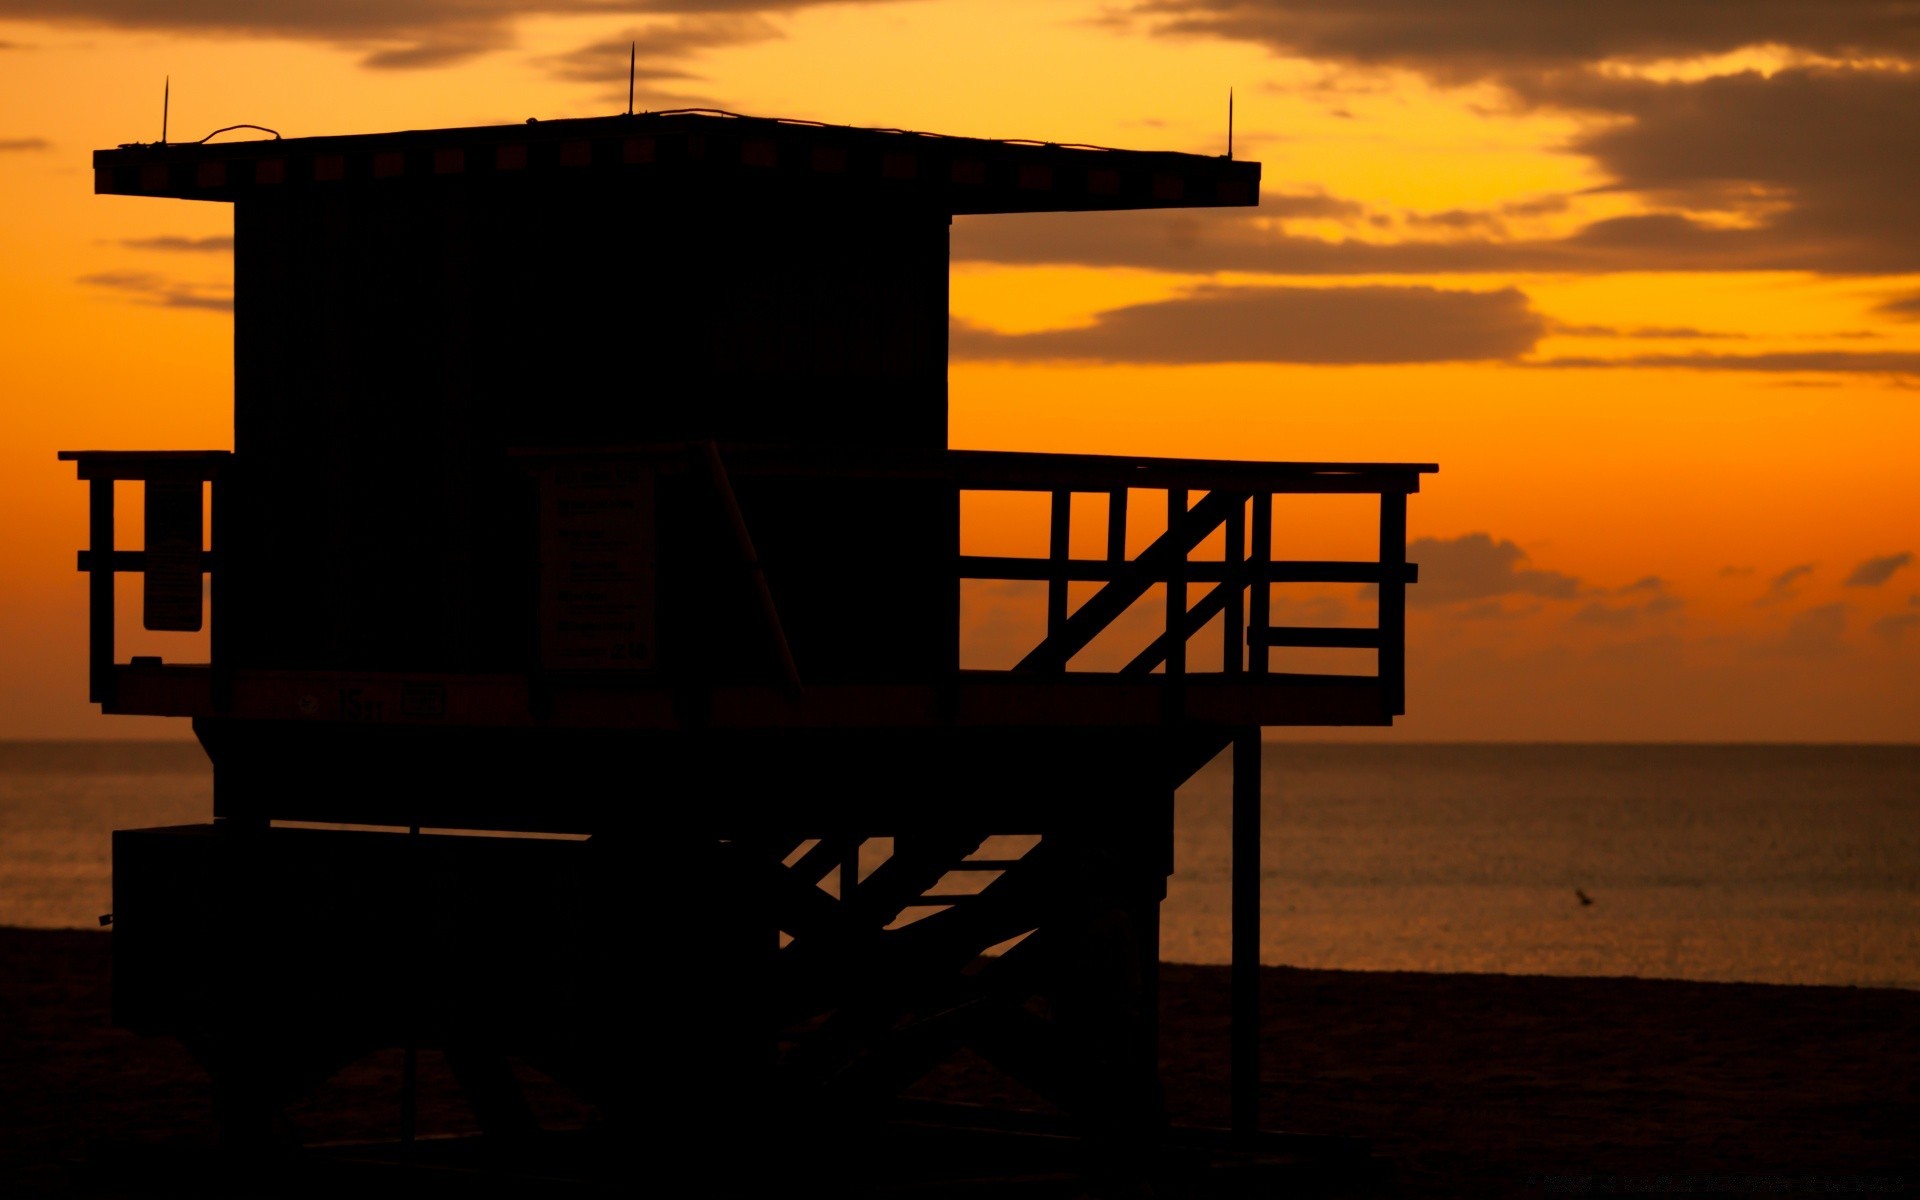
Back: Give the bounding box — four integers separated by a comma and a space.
1877, 292, 1920, 320
0, 137, 49, 151
1843, 552, 1913, 587
1401, 532, 1583, 607
951, 59, 1920, 279
1525, 66, 1920, 275
119, 235, 234, 253
1757, 563, 1814, 606
0, 0, 899, 71
539, 14, 781, 98
78, 270, 232, 313
949, 204, 1840, 278
1129, 1, 1920, 82
1530, 351, 1920, 376
1771, 602, 1847, 658
1573, 577, 1683, 627
1874, 613, 1920, 644
1550, 322, 1737, 340
951, 284, 1544, 365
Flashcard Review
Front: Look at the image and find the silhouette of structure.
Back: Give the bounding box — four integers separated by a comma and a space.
65, 110, 1433, 1184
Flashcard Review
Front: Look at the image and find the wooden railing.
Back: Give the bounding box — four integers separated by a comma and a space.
57, 450, 228, 706
941, 450, 1429, 714
60, 445, 1433, 724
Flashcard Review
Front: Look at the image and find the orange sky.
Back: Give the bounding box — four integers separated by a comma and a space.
2, 1, 1917, 740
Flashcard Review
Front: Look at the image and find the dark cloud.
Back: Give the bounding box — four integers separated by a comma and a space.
954, 56, 1920, 279
950, 205, 1822, 276
119, 235, 234, 253
1531, 351, 1920, 376
1527, 66, 1920, 275
1771, 602, 1848, 658
1400, 532, 1583, 607
1574, 578, 1682, 626
1757, 563, 1814, 607
1719, 565, 1754, 577
539, 14, 780, 95
0, 1, 897, 71
1130, 1, 1920, 81
1454, 599, 1537, 620
950, 284, 1543, 365
1551, 322, 1736, 340
1844, 551, 1913, 587
1874, 612, 1920, 644
1877, 292, 1920, 320
79, 271, 232, 313
0, 137, 49, 151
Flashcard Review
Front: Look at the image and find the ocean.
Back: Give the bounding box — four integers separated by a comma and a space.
2, 741, 1914, 988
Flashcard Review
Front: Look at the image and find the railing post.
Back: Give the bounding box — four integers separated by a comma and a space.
1231, 726, 1262, 1139
1048, 490, 1071, 641
87, 477, 114, 705
1248, 493, 1272, 676
1165, 488, 1187, 680
209, 470, 231, 711
1223, 496, 1245, 674
1379, 487, 1408, 715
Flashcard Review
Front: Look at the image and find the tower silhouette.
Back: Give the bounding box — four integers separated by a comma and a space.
66, 109, 1433, 1185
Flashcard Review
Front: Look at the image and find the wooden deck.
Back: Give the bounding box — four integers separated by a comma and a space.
61, 444, 1434, 732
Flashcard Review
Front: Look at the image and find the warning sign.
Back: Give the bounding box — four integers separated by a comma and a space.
538, 462, 657, 671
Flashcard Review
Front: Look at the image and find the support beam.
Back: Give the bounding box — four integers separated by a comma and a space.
1231, 728, 1262, 1139
87, 478, 114, 705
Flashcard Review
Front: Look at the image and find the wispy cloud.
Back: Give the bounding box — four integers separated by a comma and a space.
1399, 532, 1583, 607
0, 0, 902, 72
1844, 551, 1913, 587
1531, 352, 1920, 377
79, 271, 232, 313
952, 284, 1544, 365
1757, 563, 1815, 607
0, 137, 49, 152
119, 235, 234, 253
1768, 603, 1848, 658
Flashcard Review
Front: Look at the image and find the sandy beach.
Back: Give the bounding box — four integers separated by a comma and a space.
2, 926, 1913, 1196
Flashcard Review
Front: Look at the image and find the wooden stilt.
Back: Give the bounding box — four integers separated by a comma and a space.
1231, 728, 1261, 1139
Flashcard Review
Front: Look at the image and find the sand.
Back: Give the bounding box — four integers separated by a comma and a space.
2, 927, 1914, 1196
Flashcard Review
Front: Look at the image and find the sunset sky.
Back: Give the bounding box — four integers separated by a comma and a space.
2, 0, 1916, 741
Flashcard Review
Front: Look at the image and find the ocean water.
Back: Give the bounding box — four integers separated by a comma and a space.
2, 742, 1914, 988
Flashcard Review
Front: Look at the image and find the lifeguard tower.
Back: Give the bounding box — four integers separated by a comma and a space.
67, 109, 1432, 1186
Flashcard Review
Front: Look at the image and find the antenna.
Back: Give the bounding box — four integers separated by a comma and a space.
1227, 86, 1234, 159
162, 76, 170, 145
628, 42, 636, 117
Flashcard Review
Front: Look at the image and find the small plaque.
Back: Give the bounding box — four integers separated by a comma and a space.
539, 463, 657, 671
143, 480, 203, 632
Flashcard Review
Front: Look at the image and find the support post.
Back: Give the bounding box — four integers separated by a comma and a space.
87, 478, 114, 705
1248, 493, 1272, 676
1048, 490, 1071, 639
1223, 498, 1245, 674
1164, 489, 1187, 680
1379, 489, 1408, 716
1231, 727, 1262, 1139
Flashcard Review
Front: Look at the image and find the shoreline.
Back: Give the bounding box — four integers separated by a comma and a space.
4, 926, 1914, 1196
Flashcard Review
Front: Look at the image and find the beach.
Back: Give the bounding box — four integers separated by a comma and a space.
4, 926, 1913, 1196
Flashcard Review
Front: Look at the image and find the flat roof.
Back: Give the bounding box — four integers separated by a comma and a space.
93, 108, 1261, 216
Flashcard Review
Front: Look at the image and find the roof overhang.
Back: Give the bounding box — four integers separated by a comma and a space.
92, 109, 1261, 215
